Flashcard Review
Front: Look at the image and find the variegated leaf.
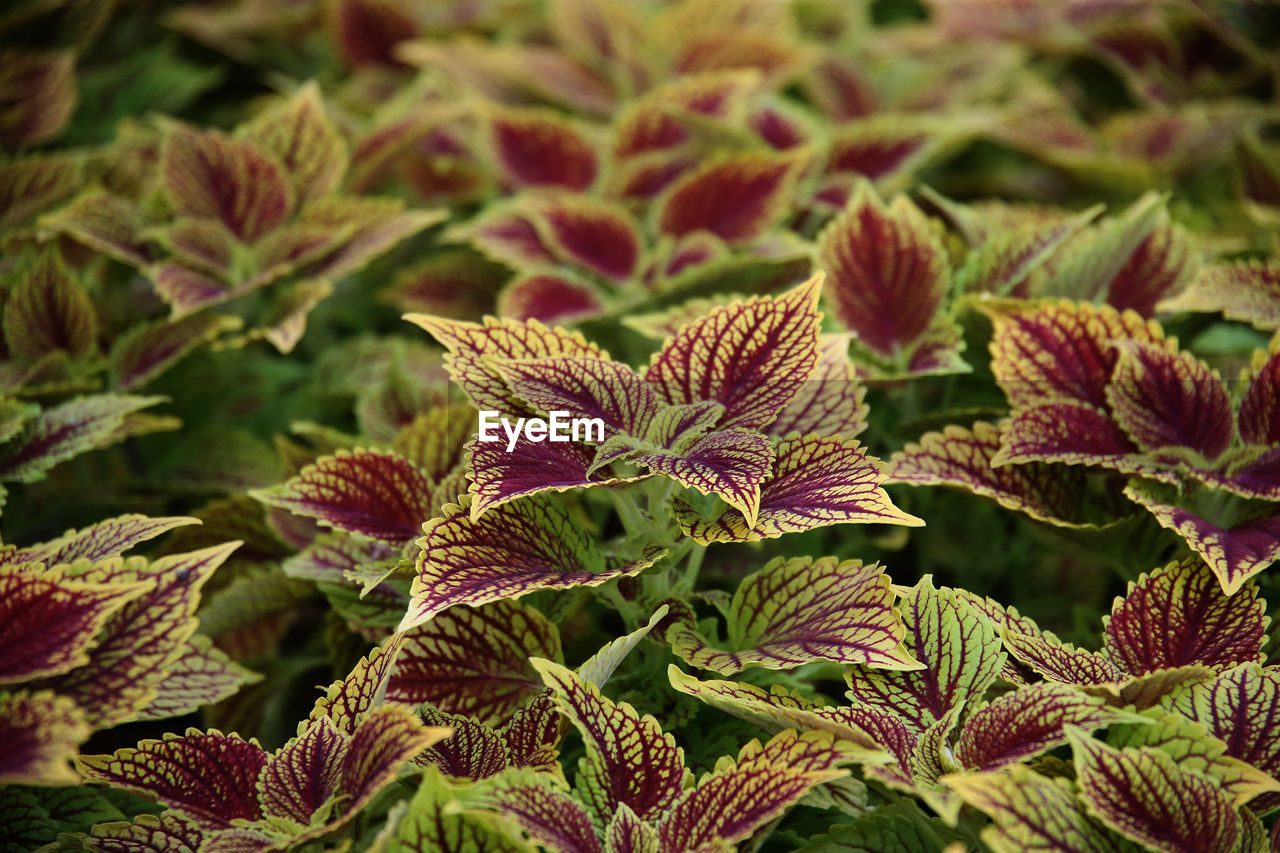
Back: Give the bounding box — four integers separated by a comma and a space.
886, 421, 1094, 527
469, 768, 598, 853
417, 705, 509, 781
251, 449, 434, 542
667, 556, 919, 674
955, 683, 1135, 770
400, 495, 664, 632
492, 356, 659, 438
643, 275, 823, 431
1068, 728, 1242, 853
257, 715, 348, 826
1124, 481, 1280, 595
982, 299, 1166, 410
656, 150, 805, 243
489, 109, 599, 191
389, 598, 562, 725
656, 730, 854, 853
677, 434, 921, 543
45, 542, 240, 730
1163, 665, 1280, 815
0, 689, 89, 786
467, 436, 607, 519
239, 82, 347, 208
846, 576, 1004, 732
75, 813, 203, 853
77, 729, 269, 830
404, 314, 606, 415
163, 125, 292, 242
533, 659, 684, 824
1159, 261, 1280, 332
945, 764, 1135, 853
0, 565, 146, 684
305, 634, 405, 737
635, 429, 774, 526
0, 395, 168, 483
1105, 341, 1232, 462
137, 635, 261, 721
817, 183, 948, 361
1102, 559, 1267, 675
3, 247, 97, 361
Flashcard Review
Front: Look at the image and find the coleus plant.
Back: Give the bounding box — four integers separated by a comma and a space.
889, 298, 1280, 593
39, 83, 443, 352
0, 515, 255, 788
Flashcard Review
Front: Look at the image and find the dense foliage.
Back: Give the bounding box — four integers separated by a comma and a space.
2, 0, 1280, 851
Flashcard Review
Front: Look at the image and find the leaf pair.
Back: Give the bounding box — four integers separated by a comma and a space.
1, 520, 255, 786
78, 638, 446, 850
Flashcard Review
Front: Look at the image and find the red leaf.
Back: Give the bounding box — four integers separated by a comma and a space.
163, 126, 292, 242
817, 184, 948, 359
251, 449, 434, 542
490, 110, 598, 191
656, 150, 804, 243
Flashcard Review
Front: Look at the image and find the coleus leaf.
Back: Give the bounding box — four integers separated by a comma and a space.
0, 514, 197, 570
74, 813, 203, 853
338, 704, 449, 825
239, 82, 347, 208
666, 667, 893, 757
305, 634, 405, 737
677, 433, 922, 543
77, 729, 269, 830
1239, 348, 1280, 447
392, 765, 535, 853
0, 49, 76, 149
982, 299, 1167, 410
110, 313, 243, 391
0, 395, 167, 483
1046, 191, 1167, 303
667, 556, 920, 674
471, 768, 599, 853
528, 194, 641, 282
656, 730, 855, 853
634, 429, 774, 526
417, 705, 509, 781
389, 597, 563, 725
1067, 727, 1242, 853
1107, 711, 1280, 808
886, 421, 1094, 527
1102, 215, 1198, 317
40, 189, 152, 269
655, 149, 805, 243
991, 401, 1178, 484
533, 659, 685, 824
498, 271, 607, 326
1162, 664, 1280, 815
1101, 558, 1267, 675
399, 495, 665, 632
44, 542, 240, 730
817, 182, 949, 362
163, 125, 292, 243
257, 715, 348, 826
298, 195, 444, 281
1124, 481, 1280, 595
846, 576, 1005, 732
945, 764, 1135, 853
467, 435, 607, 520
1104, 341, 1232, 462
404, 314, 606, 415
1159, 261, 1280, 332
3, 246, 97, 362
954, 683, 1137, 770
643, 274, 822, 431
766, 335, 868, 440
0, 564, 147, 684
493, 356, 659, 438
0, 689, 89, 786
0, 152, 82, 233
956, 205, 1101, 296
489, 108, 599, 191
251, 449, 434, 542
136, 634, 260, 722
